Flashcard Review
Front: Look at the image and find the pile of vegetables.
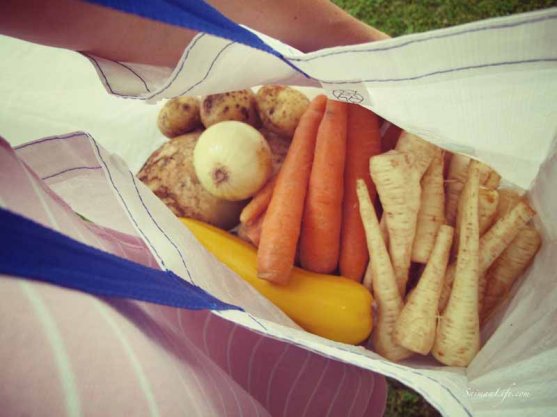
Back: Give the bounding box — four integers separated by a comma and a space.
142, 86, 542, 367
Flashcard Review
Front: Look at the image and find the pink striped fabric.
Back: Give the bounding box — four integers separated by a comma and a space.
0, 134, 387, 417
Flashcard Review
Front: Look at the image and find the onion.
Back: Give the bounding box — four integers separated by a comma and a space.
193, 121, 273, 201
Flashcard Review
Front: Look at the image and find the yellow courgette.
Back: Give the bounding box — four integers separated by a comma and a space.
181, 217, 373, 345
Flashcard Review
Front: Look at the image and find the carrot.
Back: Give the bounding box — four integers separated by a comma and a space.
370, 150, 421, 295
356, 179, 412, 362
477, 200, 536, 312
299, 99, 348, 274
433, 160, 481, 367
394, 225, 454, 354
395, 132, 438, 179
438, 199, 536, 313
412, 148, 445, 263
239, 175, 276, 225
237, 210, 266, 247
482, 225, 541, 321
380, 121, 402, 153
257, 95, 327, 284
339, 104, 381, 281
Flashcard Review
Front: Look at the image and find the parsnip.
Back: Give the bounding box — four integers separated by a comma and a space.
412, 148, 445, 263
445, 154, 501, 225
495, 188, 523, 220
482, 225, 541, 320
438, 263, 456, 313
370, 151, 420, 295
394, 225, 454, 354
356, 179, 413, 362
433, 160, 481, 367
362, 260, 373, 292
479, 189, 500, 235
452, 187, 499, 257
477, 200, 536, 311
395, 132, 438, 179
439, 200, 536, 313
444, 153, 470, 226
379, 215, 389, 248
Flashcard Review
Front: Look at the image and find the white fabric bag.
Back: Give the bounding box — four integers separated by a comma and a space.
1, 8, 556, 417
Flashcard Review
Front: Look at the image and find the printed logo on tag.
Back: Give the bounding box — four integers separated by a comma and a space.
332, 89, 364, 104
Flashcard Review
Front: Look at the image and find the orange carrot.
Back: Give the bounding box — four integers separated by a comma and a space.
339, 104, 381, 281
380, 121, 402, 153
299, 99, 349, 274
257, 95, 327, 284
239, 175, 277, 226
240, 210, 266, 247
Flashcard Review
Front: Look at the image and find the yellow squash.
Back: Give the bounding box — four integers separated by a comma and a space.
181, 217, 373, 345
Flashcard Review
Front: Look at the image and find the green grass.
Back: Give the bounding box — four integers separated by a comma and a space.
333, 0, 557, 36
330, 1, 556, 416
384, 378, 441, 417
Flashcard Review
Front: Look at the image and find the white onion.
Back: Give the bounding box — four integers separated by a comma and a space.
193, 121, 273, 201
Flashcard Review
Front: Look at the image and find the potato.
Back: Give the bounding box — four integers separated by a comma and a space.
137, 132, 246, 229
259, 128, 290, 174
157, 96, 202, 138
256, 85, 310, 138
200, 89, 260, 128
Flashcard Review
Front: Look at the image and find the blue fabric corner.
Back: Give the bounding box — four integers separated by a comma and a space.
0, 207, 241, 312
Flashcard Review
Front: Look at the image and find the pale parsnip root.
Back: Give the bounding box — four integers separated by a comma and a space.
412, 148, 445, 263
445, 153, 470, 226
439, 199, 536, 314
479, 188, 500, 235
370, 151, 420, 296
482, 225, 542, 320
479, 200, 536, 272
395, 132, 438, 179
445, 154, 501, 225
433, 161, 481, 367
356, 179, 412, 362
452, 187, 499, 257
394, 225, 454, 354
379, 215, 389, 248
496, 188, 523, 220
477, 200, 536, 312
362, 260, 373, 292
438, 263, 456, 313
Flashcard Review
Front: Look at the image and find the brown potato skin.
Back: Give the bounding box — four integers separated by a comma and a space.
137, 132, 246, 229
200, 90, 260, 128
157, 96, 202, 138
259, 128, 290, 174
256, 85, 309, 138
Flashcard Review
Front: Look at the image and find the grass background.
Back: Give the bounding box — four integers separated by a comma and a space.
333, 0, 556, 37
330, 1, 556, 416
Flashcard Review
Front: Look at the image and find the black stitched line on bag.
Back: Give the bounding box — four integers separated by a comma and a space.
109, 60, 152, 93
129, 172, 195, 284
15, 132, 85, 150
146, 33, 206, 100
177, 41, 235, 97
42, 166, 102, 181
319, 58, 557, 85
90, 136, 168, 270
288, 13, 557, 62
